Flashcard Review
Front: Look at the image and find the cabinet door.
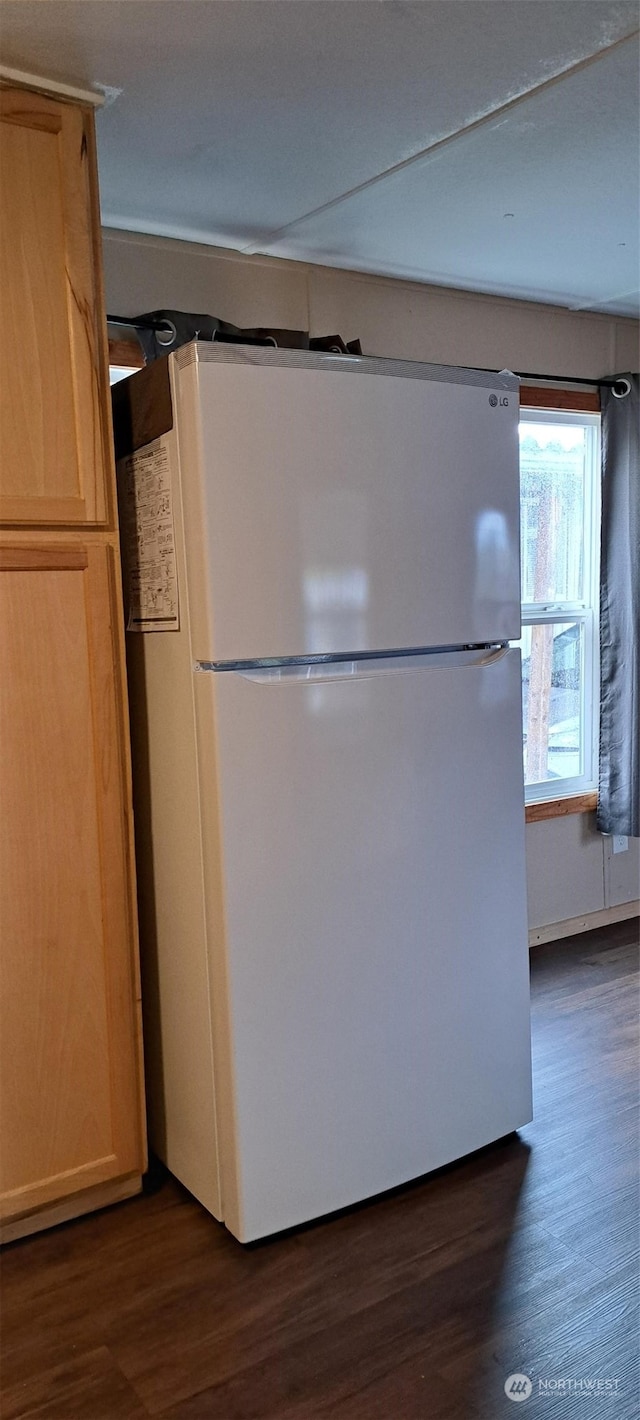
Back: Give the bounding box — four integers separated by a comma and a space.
0, 88, 111, 525
0, 545, 144, 1223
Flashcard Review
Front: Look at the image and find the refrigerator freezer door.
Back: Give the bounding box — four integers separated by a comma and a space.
179, 359, 521, 663
196, 648, 531, 1242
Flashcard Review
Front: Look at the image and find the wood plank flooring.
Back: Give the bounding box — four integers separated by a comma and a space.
1, 920, 638, 1419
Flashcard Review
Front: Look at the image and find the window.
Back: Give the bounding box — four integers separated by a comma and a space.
518, 407, 600, 804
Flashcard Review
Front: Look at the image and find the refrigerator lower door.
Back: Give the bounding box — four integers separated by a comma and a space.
195, 647, 531, 1242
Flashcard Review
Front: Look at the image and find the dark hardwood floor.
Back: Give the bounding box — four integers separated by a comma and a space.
2, 920, 638, 1419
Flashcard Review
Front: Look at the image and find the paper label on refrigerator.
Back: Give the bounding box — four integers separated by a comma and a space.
119, 436, 180, 632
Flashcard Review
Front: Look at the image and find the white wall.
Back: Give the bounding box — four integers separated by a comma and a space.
526, 814, 639, 931
102, 228, 640, 932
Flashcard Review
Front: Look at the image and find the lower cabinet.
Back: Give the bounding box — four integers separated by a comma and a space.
0, 542, 145, 1238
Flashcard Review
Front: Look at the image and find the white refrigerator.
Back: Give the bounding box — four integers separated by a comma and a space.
115, 343, 532, 1244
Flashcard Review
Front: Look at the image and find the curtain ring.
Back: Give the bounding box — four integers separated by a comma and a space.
611, 376, 632, 398
155, 319, 178, 348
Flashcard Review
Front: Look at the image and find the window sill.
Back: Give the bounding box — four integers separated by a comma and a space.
525, 792, 597, 824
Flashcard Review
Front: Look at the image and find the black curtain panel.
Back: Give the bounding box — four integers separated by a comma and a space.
598, 375, 640, 838
122, 309, 362, 362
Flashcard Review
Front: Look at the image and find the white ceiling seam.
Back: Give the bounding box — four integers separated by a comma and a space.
242, 26, 640, 257
569, 288, 640, 314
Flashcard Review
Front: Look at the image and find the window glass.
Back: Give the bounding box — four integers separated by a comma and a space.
518, 621, 584, 785
519, 423, 586, 604
109, 365, 136, 385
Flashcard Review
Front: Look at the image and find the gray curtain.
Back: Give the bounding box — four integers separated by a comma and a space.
598, 374, 640, 837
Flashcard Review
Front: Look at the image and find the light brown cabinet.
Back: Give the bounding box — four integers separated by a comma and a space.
0, 87, 111, 525
0, 82, 145, 1241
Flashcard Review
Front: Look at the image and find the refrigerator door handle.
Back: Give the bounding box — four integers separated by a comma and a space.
195, 646, 511, 684
474, 645, 511, 667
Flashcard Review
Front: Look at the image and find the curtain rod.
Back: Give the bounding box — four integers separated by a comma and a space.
513, 370, 632, 396
108, 315, 172, 333
511, 369, 618, 389
106, 317, 629, 392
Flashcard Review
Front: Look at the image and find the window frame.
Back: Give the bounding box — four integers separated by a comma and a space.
518, 393, 601, 815
108, 335, 145, 371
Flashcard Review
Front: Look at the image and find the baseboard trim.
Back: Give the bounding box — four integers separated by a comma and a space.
529, 901, 639, 947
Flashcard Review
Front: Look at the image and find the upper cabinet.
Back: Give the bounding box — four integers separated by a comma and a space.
0, 86, 112, 526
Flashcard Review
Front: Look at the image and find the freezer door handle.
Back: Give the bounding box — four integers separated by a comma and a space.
195, 645, 511, 683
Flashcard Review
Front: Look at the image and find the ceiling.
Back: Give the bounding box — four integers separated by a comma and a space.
1, 1, 639, 316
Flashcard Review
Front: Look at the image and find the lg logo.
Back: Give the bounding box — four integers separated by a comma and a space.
489, 394, 509, 407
